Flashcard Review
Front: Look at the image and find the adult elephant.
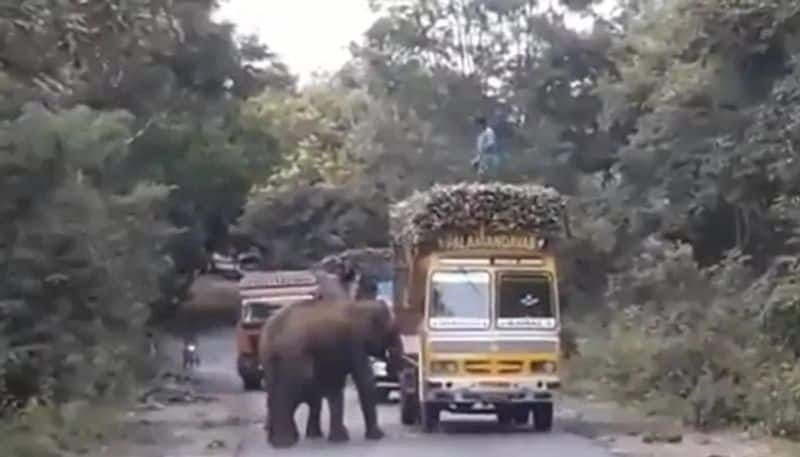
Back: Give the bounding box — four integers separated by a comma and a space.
258, 297, 403, 448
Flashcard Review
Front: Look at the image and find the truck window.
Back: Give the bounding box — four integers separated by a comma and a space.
376, 280, 393, 307
428, 270, 490, 329
241, 301, 283, 323
496, 272, 556, 329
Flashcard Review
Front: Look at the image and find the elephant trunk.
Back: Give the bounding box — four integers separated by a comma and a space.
385, 330, 405, 378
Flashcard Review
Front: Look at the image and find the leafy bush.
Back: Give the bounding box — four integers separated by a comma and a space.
570, 241, 800, 437
0, 104, 170, 421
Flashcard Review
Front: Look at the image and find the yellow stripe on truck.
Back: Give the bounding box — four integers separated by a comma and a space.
426, 352, 559, 376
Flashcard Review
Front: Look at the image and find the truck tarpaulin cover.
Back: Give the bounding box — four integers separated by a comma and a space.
389, 182, 568, 247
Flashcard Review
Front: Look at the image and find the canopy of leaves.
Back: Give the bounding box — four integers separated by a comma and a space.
240, 181, 388, 269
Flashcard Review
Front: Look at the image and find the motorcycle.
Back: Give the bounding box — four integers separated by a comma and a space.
182, 338, 200, 370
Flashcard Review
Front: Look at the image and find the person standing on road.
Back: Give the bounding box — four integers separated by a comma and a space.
146, 330, 159, 358
182, 332, 199, 369
472, 116, 501, 179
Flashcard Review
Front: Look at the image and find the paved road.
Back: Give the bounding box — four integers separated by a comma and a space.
187, 327, 616, 457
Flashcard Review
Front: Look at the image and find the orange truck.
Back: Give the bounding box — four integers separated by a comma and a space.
235, 270, 321, 390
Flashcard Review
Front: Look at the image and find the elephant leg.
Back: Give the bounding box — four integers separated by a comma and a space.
262, 358, 276, 432
326, 387, 349, 443
350, 347, 384, 440
305, 393, 323, 438
264, 394, 270, 433
263, 370, 272, 433
266, 358, 302, 448
268, 390, 300, 447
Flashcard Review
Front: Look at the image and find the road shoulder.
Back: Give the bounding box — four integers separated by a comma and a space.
87, 372, 258, 457
559, 392, 800, 457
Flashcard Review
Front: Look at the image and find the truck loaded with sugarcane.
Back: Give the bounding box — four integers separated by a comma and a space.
235, 248, 395, 392
389, 182, 568, 432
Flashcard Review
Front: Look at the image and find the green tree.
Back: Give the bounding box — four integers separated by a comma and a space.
354, 0, 620, 193
0, 103, 171, 417
0, 2, 294, 438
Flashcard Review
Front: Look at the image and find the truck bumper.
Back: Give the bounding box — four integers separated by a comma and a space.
376, 379, 400, 390
422, 376, 560, 405
370, 357, 399, 390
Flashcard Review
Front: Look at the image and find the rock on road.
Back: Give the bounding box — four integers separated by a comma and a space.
186, 327, 616, 457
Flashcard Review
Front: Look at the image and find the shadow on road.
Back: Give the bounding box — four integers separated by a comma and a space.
438, 421, 549, 435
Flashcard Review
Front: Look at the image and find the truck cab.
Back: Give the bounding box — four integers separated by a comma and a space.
235, 270, 320, 390
394, 233, 561, 432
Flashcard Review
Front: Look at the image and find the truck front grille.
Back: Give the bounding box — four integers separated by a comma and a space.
497, 360, 524, 374
463, 359, 524, 375
429, 339, 557, 353
464, 360, 491, 374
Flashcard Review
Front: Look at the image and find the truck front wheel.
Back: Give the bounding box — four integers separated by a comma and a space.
242, 375, 262, 391
497, 408, 513, 425
376, 387, 391, 403
497, 405, 529, 425
514, 406, 530, 425
532, 402, 553, 432
421, 402, 440, 433
400, 393, 419, 425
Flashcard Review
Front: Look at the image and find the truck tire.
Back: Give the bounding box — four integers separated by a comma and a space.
532, 402, 553, 432
498, 406, 529, 425
376, 387, 391, 403
421, 402, 440, 433
400, 393, 419, 425
514, 406, 530, 425
242, 376, 262, 391
496, 409, 513, 425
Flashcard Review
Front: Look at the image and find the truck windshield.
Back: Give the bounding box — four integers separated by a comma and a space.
496, 272, 556, 329
428, 270, 490, 329
242, 302, 282, 322
376, 280, 393, 307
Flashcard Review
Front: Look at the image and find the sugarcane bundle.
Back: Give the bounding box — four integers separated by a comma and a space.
390, 182, 567, 247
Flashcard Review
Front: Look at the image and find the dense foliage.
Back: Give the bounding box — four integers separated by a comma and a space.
4, 0, 800, 450
0, 1, 295, 449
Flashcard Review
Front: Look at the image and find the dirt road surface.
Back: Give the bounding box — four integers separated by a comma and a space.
102, 327, 615, 457
97, 326, 789, 457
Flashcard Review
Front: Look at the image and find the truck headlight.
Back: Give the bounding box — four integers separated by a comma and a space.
371, 358, 387, 376
531, 361, 557, 373
430, 360, 458, 374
